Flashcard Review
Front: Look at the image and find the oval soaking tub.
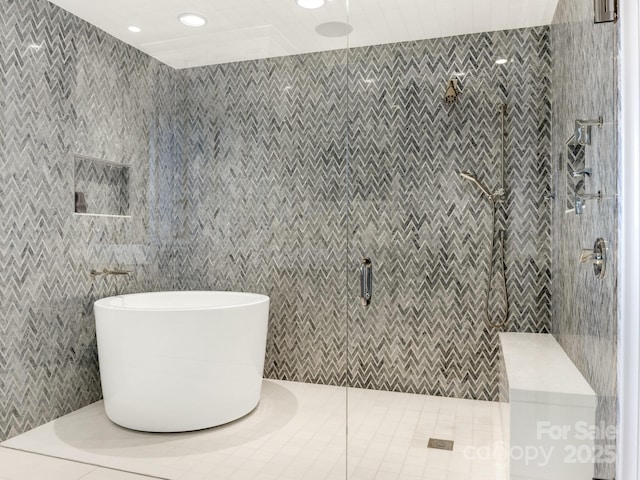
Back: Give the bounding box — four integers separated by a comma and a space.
94, 291, 269, 432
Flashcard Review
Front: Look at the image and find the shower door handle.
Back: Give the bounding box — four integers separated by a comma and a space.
360, 258, 372, 307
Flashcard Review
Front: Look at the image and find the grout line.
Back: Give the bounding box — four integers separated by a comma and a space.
0, 446, 170, 480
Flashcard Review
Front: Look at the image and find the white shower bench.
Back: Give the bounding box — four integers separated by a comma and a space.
499, 333, 597, 480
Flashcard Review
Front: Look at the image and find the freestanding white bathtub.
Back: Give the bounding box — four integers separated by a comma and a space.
94, 291, 269, 432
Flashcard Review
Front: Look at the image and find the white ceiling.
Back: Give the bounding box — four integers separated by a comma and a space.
47, 0, 560, 70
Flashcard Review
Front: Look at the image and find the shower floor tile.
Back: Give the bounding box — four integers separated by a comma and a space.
1, 380, 507, 480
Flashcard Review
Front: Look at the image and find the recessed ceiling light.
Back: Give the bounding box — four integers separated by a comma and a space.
297, 0, 326, 9
495, 58, 508, 65
128, 26, 141, 33
178, 13, 207, 27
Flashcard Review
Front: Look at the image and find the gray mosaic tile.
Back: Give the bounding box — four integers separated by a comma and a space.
73, 155, 130, 216
550, 0, 618, 477
0, 0, 554, 445
0, 0, 180, 440
177, 27, 552, 400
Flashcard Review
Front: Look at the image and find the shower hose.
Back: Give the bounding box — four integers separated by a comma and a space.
485, 198, 509, 329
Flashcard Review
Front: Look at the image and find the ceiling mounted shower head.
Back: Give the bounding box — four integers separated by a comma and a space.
445, 78, 459, 104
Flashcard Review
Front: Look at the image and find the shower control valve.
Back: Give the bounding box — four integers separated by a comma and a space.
579, 238, 606, 279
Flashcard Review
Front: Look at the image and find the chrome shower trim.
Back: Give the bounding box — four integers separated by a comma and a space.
498, 104, 507, 194
458, 104, 510, 330
458, 171, 493, 199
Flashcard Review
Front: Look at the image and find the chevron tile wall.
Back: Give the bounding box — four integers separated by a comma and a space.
0, 0, 553, 443
346, 28, 552, 399
0, 0, 180, 440
73, 155, 130, 216
176, 50, 351, 386
550, 0, 618, 477
177, 27, 552, 400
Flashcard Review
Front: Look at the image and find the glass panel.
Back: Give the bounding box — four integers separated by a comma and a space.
346, 4, 556, 480
550, 2, 619, 479
175, 2, 351, 478
1, 1, 351, 479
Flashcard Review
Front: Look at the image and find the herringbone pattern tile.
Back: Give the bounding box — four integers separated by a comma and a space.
347, 28, 552, 399
0, 0, 180, 440
178, 28, 552, 400
0, 0, 552, 443
177, 51, 351, 385
73, 155, 130, 216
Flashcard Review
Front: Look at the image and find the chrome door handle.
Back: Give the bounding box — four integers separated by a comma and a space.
360, 258, 372, 306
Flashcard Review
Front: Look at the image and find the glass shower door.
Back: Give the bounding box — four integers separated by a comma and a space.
344, 4, 557, 480
205, 2, 353, 478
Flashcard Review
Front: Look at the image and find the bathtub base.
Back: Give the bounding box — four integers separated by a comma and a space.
104, 398, 261, 433
95, 291, 270, 433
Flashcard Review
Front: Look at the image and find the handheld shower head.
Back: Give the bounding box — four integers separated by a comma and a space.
459, 171, 493, 199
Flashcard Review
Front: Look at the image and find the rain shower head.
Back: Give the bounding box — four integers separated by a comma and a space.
459, 171, 493, 199
444, 78, 459, 104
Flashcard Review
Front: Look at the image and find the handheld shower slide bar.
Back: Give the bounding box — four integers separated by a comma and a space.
458, 104, 509, 330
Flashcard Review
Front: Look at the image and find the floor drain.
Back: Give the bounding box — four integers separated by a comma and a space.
427, 438, 454, 451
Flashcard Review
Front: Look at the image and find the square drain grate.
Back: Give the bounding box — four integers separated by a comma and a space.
427, 438, 454, 451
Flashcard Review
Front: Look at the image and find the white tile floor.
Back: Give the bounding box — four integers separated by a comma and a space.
0, 380, 507, 480
0, 448, 160, 480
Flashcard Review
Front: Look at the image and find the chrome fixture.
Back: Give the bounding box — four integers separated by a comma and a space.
459, 172, 493, 199
571, 168, 592, 178
444, 78, 459, 104
594, 0, 618, 23
459, 104, 509, 329
580, 238, 606, 278
91, 268, 132, 277
568, 117, 604, 146
360, 258, 373, 307
498, 104, 507, 192
575, 191, 603, 215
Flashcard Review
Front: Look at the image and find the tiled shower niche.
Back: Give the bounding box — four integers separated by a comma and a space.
73, 155, 130, 216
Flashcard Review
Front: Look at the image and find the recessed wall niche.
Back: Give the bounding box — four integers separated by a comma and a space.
73, 154, 130, 217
